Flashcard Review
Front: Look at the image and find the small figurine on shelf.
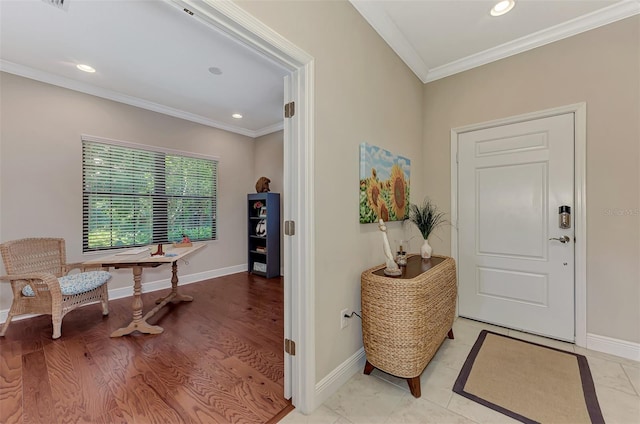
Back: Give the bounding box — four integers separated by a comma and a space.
255, 177, 271, 193
256, 219, 267, 237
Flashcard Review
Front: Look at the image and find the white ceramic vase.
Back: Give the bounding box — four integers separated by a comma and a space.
420, 237, 432, 259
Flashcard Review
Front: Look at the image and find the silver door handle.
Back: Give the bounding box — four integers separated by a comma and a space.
549, 236, 571, 243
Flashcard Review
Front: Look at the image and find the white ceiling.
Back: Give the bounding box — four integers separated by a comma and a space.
0, 0, 288, 137
351, 0, 639, 83
2, 1, 638, 138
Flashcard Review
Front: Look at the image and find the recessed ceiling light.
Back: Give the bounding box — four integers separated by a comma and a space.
76, 64, 96, 73
208, 66, 223, 75
490, 0, 515, 17
232, 113, 243, 119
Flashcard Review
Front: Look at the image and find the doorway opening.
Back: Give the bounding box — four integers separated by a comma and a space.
168, 0, 317, 412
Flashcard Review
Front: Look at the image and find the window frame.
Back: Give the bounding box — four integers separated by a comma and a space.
81, 134, 219, 252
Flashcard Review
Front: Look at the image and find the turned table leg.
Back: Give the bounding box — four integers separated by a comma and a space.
155, 262, 194, 304
111, 266, 163, 337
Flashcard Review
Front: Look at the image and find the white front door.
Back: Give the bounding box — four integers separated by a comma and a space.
457, 113, 575, 341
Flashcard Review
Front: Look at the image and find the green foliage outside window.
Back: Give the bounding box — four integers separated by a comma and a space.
82, 139, 217, 252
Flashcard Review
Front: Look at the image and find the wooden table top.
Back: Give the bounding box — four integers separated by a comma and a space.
83, 243, 206, 267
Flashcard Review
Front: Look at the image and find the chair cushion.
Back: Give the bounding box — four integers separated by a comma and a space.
22, 271, 111, 297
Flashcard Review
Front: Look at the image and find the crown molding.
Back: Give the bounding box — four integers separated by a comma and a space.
349, 0, 430, 82
0, 59, 274, 138
426, 0, 640, 82
253, 121, 284, 138
351, 0, 640, 84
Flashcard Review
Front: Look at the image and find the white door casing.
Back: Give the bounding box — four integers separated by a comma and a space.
457, 113, 575, 341
283, 75, 294, 399
167, 0, 317, 412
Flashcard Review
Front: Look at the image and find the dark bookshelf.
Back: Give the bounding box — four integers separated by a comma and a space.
247, 193, 280, 278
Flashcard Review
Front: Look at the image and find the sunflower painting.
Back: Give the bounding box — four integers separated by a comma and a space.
359, 143, 410, 223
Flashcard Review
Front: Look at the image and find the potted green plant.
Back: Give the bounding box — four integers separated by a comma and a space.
408, 198, 447, 258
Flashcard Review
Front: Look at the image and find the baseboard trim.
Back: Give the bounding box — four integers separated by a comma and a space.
0, 264, 247, 324
314, 347, 366, 409
586, 333, 640, 362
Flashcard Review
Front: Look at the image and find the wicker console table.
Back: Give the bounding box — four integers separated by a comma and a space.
361, 254, 457, 398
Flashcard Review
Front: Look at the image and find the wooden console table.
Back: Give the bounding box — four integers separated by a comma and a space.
83, 243, 205, 337
361, 254, 457, 398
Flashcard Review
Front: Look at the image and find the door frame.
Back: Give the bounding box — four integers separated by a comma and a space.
450, 103, 587, 347
168, 0, 316, 412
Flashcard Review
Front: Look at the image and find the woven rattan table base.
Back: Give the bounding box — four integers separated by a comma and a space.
361, 254, 457, 397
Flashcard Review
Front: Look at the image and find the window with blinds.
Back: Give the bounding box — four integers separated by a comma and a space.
82, 136, 218, 252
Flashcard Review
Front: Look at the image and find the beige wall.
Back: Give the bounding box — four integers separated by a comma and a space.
238, 0, 425, 381
0, 72, 256, 311
254, 130, 284, 195
254, 130, 284, 269
422, 16, 640, 343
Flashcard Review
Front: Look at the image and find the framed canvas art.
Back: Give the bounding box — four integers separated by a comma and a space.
359, 142, 410, 223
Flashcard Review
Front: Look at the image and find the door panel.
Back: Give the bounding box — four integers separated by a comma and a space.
477, 267, 548, 306
477, 162, 547, 258
458, 113, 575, 341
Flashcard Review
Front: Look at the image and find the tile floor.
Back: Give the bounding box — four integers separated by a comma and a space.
280, 318, 640, 423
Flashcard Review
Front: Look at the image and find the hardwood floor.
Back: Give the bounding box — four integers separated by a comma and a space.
0, 272, 292, 423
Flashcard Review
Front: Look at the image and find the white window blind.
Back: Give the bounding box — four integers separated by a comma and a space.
82, 137, 218, 252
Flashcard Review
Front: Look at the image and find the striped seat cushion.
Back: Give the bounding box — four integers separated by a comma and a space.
22, 271, 111, 297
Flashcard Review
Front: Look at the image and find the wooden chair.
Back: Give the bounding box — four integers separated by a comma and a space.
0, 238, 111, 339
